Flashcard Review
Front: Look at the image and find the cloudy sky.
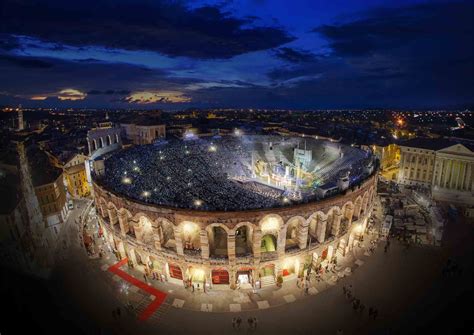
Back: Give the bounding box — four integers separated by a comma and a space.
0, 0, 472, 109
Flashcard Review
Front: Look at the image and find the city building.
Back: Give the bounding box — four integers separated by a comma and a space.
63, 153, 90, 197
398, 138, 474, 205
29, 147, 69, 229
120, 119, 166, 145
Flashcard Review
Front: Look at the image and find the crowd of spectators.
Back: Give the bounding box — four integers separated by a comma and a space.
97, 136, 371, 211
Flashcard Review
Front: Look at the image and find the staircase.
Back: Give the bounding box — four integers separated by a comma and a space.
260, 275, 276, 288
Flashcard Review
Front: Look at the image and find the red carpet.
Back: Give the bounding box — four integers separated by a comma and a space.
108, 258, 167, 321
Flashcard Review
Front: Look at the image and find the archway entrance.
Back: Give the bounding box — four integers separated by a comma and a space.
236, 268, 253, 288
168, 263, 183, 281
235, 225, 252, 256
261, 234, 277, 253
211, 269, 229, 285
210, 226, 228, 258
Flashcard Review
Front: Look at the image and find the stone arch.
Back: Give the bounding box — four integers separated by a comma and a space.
106, 202, 119, 228
158, 218, 176, 251
117, 207, 132, 235
285, 216, 306, 250
259, 214, 283, 234
361, 191, 370, 216
233, 222, 254, 256
134, 215, 154, 244
325, 206, 342, 239
308, 211, 327, 243
180, 221, 201, 253
98, 197, 108, 218
206, 223, 229, 258
100, 137, 105, 148
341, 201, 354, 233
261, 234, 277, 253
93, 139, 98, 151
353, 195, 363, 219
106, 135, 112, 146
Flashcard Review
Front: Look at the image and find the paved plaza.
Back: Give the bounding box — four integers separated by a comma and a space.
1, 196, 472, 335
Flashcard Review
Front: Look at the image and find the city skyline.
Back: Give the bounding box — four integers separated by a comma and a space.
0, 0, 473, 109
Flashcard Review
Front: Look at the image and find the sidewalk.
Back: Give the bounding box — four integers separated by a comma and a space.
92, 234, 382, 318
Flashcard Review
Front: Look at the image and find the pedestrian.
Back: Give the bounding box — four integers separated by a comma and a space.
117, 307, 121, 318
359, 304, 365, 314
247, 317, 253, 329
192, 284, 195, 293
236, 317, 242, 329
343, 285, 347, 295
253, 317, 258, 330
368, 307, 374, 317
304, 287, 309, 295
143, 273, 148, 283
232, 317, 236, 329
373, 309, 378, 320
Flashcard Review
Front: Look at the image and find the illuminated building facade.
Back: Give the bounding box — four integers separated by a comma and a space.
93, 176, 376, 289
398, 138, 474, 205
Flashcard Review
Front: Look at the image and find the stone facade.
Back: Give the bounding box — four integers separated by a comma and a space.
398, 141, 474, 205
94, 175, 376, 289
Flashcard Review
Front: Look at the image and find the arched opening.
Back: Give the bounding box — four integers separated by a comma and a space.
308, 212, 324, 242
93, 139, 98, 151
258, 264, 276, 287
182, 221, 200, 255
106, 135, 112, 146
160, 219, 176, 252
209, 226, 228, 258
326, 207, 340, 239
137, 216, 154, 244
186, 266, 206, 288
167, 263, 183, 283
117, 241, 126, 259
115, 134, 119, 143
285, 218, 302, 251
281, 258, 300, 278
261, 234, 277, 253
235, 225, 252, 256
211, 268, 229, 285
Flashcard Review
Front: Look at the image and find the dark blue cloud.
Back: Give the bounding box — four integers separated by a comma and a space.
273, 47, 318, 63
0, 0, 293, 59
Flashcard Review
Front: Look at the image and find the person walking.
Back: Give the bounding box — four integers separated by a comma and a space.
236, 316, 242, 329
373, 309, 378, 320
253, 317, 258, 330
117, 307, 121, 318
232, 317, 236, 329
248, 317, 254, 330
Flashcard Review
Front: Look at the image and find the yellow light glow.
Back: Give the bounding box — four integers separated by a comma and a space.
122, 177, 132, 184
30, 96, 48, 101
261, 216, 280, 231
58, 88, 87, 101
125, 91, 191, 104
183, 222, 197, 234
353, 224, 364, 235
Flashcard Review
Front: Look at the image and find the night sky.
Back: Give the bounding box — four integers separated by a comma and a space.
0, 0, 472, 109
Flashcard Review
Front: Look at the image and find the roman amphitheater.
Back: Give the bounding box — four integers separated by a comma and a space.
93, 136, 377, 289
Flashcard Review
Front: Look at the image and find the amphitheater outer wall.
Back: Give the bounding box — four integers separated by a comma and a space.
93, 175, 376, 289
